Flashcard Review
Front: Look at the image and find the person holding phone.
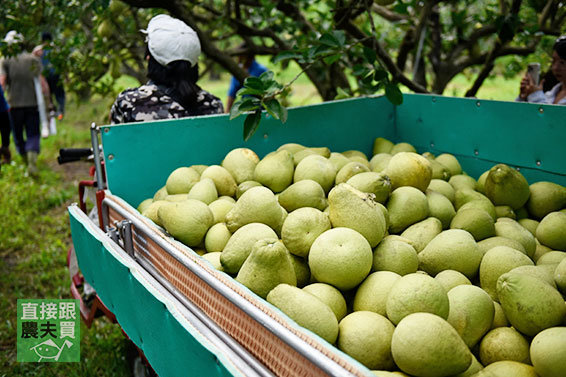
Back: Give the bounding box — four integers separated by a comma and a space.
517, 36, 566, 105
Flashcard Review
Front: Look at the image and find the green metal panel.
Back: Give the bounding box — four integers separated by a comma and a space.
101, 96, 395, 207
68, 206, 240, 377
395, 94, 566, 184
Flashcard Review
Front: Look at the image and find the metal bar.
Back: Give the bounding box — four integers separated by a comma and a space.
119, 220, 135, 258
90, 123, 104, 191
101, 197, 358, 377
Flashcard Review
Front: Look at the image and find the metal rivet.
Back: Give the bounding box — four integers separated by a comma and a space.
432, 97, 436, 103
539, 107, 544, 113
430, 142, 434, 148
516, 167, 521, 171
108, 154, 114, 161
476, 101, 481, 107
103, 128, 109, 133
263, 133, 268, 139
536, 160, 541, 166
474, 149, 479, 156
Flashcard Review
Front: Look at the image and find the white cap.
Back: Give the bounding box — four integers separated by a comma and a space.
4, 30, 24, 45
143, 14, 201, 67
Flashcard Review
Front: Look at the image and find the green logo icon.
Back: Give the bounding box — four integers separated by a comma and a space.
17, 299, 80, 362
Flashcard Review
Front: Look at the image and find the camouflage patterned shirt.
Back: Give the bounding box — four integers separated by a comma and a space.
110, 81, 224, 124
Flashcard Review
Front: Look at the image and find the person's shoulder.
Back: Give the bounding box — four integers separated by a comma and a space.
196, 89, 225, 114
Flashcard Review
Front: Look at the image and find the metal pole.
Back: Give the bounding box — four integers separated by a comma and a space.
90, 123, 104, 191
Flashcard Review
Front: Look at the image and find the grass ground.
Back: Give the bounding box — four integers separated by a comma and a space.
0, 67, 520, 376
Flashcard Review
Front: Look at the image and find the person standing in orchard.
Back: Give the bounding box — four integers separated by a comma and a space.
110, 14, 224, 124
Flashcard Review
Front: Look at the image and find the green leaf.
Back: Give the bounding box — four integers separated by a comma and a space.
230, 98, 259, 120
243, 76, 264, 91
352, 64, 371, 77
243, 109, 262, 142
385, 83, 403, 106
319, 32, 340, 47
236, 87, 264, 97
273, 50, 302, 64
332, 30, 346, 47
362, 46, 377, 65
323, 53, 341, 65
259, 70, 274, 82
373, 69, 387, 81
263, 99, 287, 123
334, 87, 351, 100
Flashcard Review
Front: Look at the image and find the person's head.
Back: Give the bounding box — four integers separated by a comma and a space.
235, 42, 255, 69
551, 36, 566, 83
143, 14, 202, 108
41, 32, 53, 43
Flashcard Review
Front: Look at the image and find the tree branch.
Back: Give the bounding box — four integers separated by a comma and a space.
371, 4, 409, 22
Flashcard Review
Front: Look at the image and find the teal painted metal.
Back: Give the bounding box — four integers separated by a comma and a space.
395, 94, 566, 185
101, 93, 566, 208
101, 96, 395, 207
68, 206, 240, 377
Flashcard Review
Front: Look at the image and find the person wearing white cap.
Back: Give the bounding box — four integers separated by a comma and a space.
0, 30, 47, 176
110, 14, 224, 124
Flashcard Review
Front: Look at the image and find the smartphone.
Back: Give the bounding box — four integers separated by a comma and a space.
527, 63, 541, 86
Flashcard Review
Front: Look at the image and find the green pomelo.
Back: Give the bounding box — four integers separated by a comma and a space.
267, 284, 338, 344
370, 153, 393, 173
373, 137, 394, 155
427, 179, 455, 203
485, 164, 530, 210
384, 152, 432, 192
479, 246, 534, 301
494, 218, 536, 258
308, 227, 373, 290
201, 252, 224, 271
164, 194, 188, 202
158, 199, 213, 247
293, 155, 337, 194
225, 186, 286, 234
530, 327, 566, 377
190, 164, 208, 175
515, 206, 529, 220
400, 217, 442, 253
328, 183, 387, 247
518, 218, 539, 237
418, 229, 482, 279
536, 212, 566, 251
446, 285, 495, 348
497, 272, 566, 336
236, 239, 296, 299
495, 205, 516, 219
218, 196, 236, 203
526, 181, 566, 220
476, 170, 489, 194
391, 312, 472, 377
537, 251, 566, 266
208, 198, 235, 224
347, 155, 371, 169
338, 311, 395, 370
277, 142, 306, 155
458, 199, 497, 221
389, 142, 416, 155
290, 255, 310, 288
434, 270, 472, 292
292, 147, 331, 166
435, 153, 462, 176
554, 258, 566, 294
278, 179, 327, 212
335, 161, 370, 185
328, 152, 351, 172
509, 265, 556, 288
221, 147, 259, 184
453, 354, 484, 377
141, 200, 168, 227
477, 236, 526, 256
236, 180, 263, 199
372, 235, 418, 276
153, 185, 168, 201
490, 301, 509, 329
449, 174, 477, 191
474, 361, 537, 377
254, 150, 294, 193
454, 188, 492, 210
346, 172, 392, 204
450, 208, 495, 241
426, 190, 456, 229
220, 223, 278, 274
200, 165, 237, 197
165, 167, 200, 194
187, 177, 218, 204
429, 158, 452, 181
353, 271, 401, 315
281, 207, 331, 258
386, 186, 429, 234
204, 222, 231, 252
479, 327, 531, 365
533, 243, 553, 263
303, 283, 347, 322
137, 198, 153, 214
386, 273, 450, 325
